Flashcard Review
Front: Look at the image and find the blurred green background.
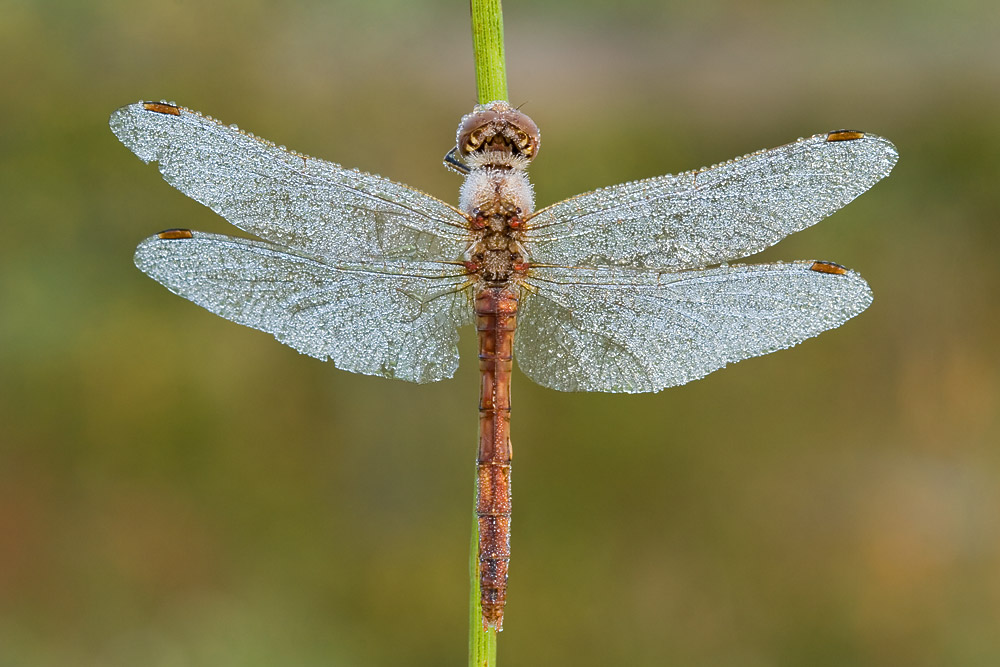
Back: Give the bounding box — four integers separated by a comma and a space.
2, 0, 998, 665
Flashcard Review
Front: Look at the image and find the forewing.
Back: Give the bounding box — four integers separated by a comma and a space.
111, 102, 470, 263
135, 232, 474, 383
516, 262, 872, 393
525, 132, 897, 269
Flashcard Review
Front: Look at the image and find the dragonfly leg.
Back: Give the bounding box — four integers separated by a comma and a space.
443, 147, 471, 175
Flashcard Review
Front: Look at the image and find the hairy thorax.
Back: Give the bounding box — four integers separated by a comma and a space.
461, 166, 533, 283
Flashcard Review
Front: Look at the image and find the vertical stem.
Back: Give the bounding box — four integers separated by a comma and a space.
470, 0, 509, 103
469, 0, 507, 667
468, 7, 506, 667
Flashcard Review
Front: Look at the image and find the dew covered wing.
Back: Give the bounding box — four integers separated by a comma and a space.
110, 102, 471, 265
134, 232, 474, 383
524, 132, 897, 270
515, 262, 873, 393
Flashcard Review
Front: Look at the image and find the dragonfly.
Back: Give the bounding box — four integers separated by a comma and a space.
110, 100, 897, 630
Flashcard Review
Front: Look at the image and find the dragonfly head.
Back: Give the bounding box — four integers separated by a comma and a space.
456, 101, 540, 168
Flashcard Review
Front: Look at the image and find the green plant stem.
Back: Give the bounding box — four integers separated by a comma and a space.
470, 0, 508, 103
469, 2, 506, 665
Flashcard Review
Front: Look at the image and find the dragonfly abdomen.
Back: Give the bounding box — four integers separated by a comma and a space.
475, 286, 519, 630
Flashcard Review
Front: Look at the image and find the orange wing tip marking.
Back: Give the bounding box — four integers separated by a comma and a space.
826, 130, 865, 142
810, 261, 849, 275
157, 228, 194, 240
142, 102, 181, 116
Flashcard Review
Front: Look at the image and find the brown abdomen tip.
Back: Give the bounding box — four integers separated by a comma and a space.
157, 228, 194, 240
809, 260, 848, 275
826, 130, 865, 142
142, 102, 181, 116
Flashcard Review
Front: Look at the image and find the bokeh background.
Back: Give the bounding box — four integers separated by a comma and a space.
2, 0, 998, 665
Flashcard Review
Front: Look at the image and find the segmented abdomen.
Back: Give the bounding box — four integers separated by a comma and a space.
475, 286, 518, 629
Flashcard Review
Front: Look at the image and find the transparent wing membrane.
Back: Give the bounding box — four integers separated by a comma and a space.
113, 101, 891, 390
110, 103, 471, 264
525, 132, 897, 270
516, 262, 873, 393
135, 232, 473, 383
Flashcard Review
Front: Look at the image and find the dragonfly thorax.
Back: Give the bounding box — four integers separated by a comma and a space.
461, 166, 532, 284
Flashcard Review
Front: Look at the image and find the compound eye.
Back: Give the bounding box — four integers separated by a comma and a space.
465, 127, 485, 152
515, 130, 536, 156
